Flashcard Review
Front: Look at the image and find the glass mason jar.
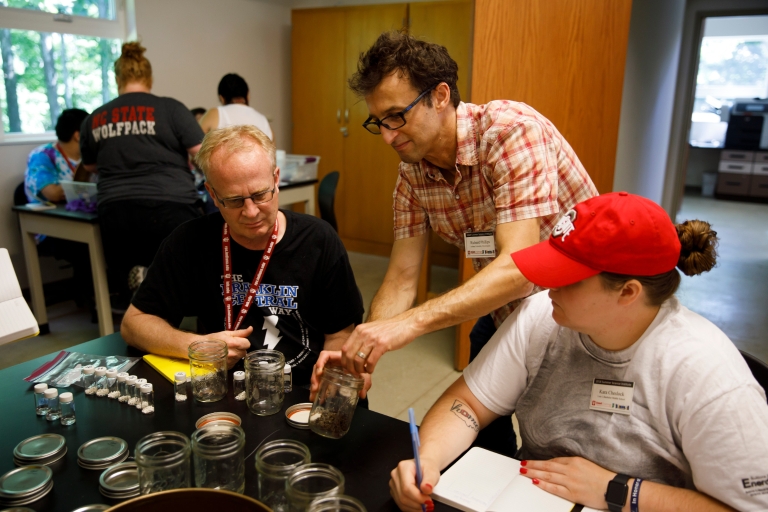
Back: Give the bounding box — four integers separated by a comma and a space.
255, 439, 311, 511
285, 463, 344, 512
309, 367, 364, 439
308, 495, 367, 512
191, 424, 246, 494
245, 350, 285, 416
135, 431, 191, 495
188, 339, 228, 403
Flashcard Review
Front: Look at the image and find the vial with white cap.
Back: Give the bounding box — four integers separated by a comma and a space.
125, 375, 138, 405
117, 372, 129, 402
107, 369, 119, 399
95, 366, 109, 397
140, 383, 154, 414
284, 363, 292, 393
45, 388, 60, 421
82, 365, 96, 395
174, 372, 188, 402
134, 378, 148, 409
233, 371, 246, 401
59, 392, 76, 425
33, 383, 49, 416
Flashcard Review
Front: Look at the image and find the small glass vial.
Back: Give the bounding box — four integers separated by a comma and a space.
117, 372, 129, 402
107, 369, 119, 399
45, 388, 60, 421
82, 365, 97, 395
125, 376, 138, 406
95, 367, 109, 397
233, 371, 246, 401
140, 383, 154, 414
284, 364, 293, 393
134, 378, 148, 409
59, 392, 76, 425
174, 372, 188, 402
33, 383, 49, 416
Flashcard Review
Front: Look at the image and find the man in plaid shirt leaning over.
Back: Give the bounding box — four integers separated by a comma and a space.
334, 32, 598, 392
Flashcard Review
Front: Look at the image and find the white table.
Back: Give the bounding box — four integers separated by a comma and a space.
277, 178, 318, 215
13, 205, 113, 336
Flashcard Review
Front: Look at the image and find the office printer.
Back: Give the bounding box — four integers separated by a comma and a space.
724, 98, 768, 150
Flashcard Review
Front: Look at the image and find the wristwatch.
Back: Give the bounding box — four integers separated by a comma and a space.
605, 473, 631, 512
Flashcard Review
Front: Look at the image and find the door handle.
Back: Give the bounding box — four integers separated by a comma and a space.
340, 126, 349, 137
336, 109, 341, 123
344, 109, 349, 123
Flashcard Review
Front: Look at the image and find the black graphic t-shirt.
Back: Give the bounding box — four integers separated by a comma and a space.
132, 210, 364, 385
80, 92, 204, 206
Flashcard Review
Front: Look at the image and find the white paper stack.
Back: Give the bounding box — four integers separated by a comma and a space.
0, 248, 39, 345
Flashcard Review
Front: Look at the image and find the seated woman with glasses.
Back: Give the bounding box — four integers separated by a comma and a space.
389, 192, 768, 512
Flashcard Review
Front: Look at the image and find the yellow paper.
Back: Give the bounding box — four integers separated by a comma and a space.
142, 354, 190, 383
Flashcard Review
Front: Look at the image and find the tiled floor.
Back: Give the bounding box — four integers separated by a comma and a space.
3, 193, 766, 424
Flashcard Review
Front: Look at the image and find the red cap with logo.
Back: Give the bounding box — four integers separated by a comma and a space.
511, 192, 682, 288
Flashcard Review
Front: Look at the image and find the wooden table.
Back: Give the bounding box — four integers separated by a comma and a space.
278, 179, 318, 216
12, 205, 113, 336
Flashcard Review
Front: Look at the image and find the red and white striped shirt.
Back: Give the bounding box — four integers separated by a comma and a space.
393, 101, 598, 326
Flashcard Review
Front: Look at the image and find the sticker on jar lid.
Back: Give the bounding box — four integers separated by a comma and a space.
285, 403, 312, 429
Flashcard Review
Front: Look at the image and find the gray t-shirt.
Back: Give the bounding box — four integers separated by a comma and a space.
80, 92, 204, 206
464, 291, 768, 511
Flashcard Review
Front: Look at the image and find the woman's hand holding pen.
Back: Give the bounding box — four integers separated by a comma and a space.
390, 457, 439, 512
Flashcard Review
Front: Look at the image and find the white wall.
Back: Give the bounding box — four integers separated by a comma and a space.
612, 0, 686, 203
135, 0, 292, 149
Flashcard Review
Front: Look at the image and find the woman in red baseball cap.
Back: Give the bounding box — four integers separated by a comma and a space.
389, 192, 768, 512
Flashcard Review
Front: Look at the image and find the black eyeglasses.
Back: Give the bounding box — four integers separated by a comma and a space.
362, 86, 436, 135
212, 183, 276, 209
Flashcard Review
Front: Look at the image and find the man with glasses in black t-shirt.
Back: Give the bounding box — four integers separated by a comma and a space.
121, 125, 366, 390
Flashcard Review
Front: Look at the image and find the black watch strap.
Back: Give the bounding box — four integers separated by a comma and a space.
605, 473, 631, 512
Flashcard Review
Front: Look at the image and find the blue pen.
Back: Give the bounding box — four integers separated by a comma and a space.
408, 408, 427, 512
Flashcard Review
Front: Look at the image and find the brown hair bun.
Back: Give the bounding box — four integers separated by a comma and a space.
114, 41, 152, 89
676, 220, 718, 276
120, 42, 146, 61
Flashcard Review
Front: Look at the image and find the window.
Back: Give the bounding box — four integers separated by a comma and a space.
0, 0, 131, 138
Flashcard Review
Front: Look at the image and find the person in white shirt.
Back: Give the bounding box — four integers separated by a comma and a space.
199, 73, 272, 140
387, 192, 768, 512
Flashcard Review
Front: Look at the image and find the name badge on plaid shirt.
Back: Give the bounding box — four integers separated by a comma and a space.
464, 231, 496, 258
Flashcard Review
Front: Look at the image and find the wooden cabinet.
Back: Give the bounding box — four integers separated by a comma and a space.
292, 2, 474, 261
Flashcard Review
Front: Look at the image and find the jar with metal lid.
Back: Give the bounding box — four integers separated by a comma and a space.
308, 495, 367, 512
124, 376, 138, 406
309, 367, 364, 439
255, 439, 311, 511
133, 378, 147, 408
191, 423, 245, 494
94, 367, 108, 397
82, 365, 96, 395
188, 339, 228, 403
140, 384, 154, 414
44, 388, 60, 421
59, 392, 76, 425
106, 369, 119, 398
135, 431, 191, 494
245, 350, 285, 416
33, 383, 49, 416
285, 463, 344, 512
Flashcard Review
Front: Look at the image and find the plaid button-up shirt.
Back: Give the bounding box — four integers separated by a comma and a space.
393, 101, 598, 326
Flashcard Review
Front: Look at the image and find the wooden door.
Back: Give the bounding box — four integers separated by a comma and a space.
292, 8, 346, 213
409, 0, 474, 269
340, 4, 409, 255
471, 0, 632, 194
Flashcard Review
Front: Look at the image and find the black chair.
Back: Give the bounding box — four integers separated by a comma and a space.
14, 182, 27, 206
741, 350, 768, 401
318, 171, 340, 232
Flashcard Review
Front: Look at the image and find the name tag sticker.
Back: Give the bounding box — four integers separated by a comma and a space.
464, 231, 496, 258
589, 378, 634, 416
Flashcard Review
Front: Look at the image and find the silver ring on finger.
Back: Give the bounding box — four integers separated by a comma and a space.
356, 350, 367, 359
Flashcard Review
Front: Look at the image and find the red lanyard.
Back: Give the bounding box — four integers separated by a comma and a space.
55, 143, 78, 175
222, 220, 279, 331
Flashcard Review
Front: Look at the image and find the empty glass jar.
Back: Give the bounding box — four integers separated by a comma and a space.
191, 424, 246, 494
309, 367, 364, 439
255, 439, 311, 511
135, 431, 191, 495
285, 463, 344, 512
245, 350, 285, 416
308, 495, 367, 512
188, 339, 228, 403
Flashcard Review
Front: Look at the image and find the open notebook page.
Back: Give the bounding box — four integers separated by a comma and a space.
0, 249, 38, 345
488, 472, 575, 512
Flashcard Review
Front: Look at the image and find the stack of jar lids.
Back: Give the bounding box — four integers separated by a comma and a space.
13, 434, 67, 467
98, 462, 139, 500
0, 466, 54, 506
77, 437, 129, 470
285, 403, 312, 429
195, 412, 241, 429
